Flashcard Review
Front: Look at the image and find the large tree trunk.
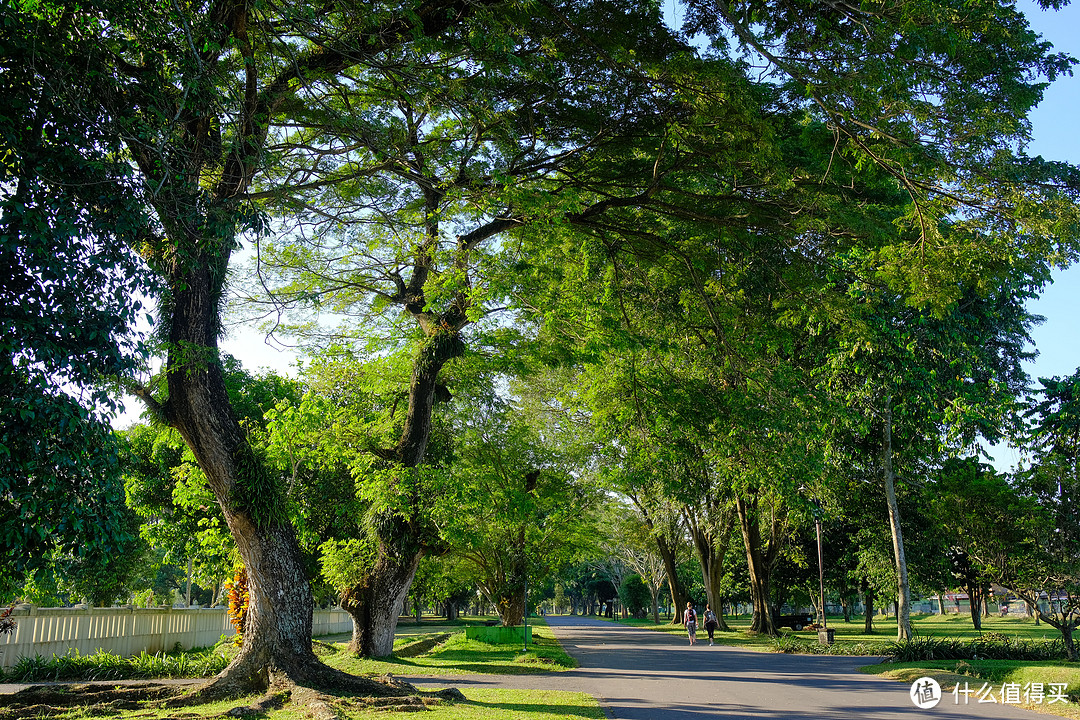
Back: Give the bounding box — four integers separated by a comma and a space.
879, 401, 912, 640
345, 331, 463, 655
496, 579, 527, 626
736, 497, 776, 635
686, 506, 732, 632
159, 249, 341, 693
634, 500, 690, 625
342, 545, 423, 657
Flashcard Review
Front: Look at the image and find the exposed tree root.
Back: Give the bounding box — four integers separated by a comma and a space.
0, 678, 464, 720
0, 643, 466, 720
0, 684, 187, 720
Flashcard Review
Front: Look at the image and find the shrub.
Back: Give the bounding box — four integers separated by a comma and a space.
769, 633, 890, 656
1, 646, 230, 682
885, 637, 1068, 663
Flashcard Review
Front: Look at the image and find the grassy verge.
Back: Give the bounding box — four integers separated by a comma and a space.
347, 688, 604, 720
1, 688, 604, 720
613, 612, 1069, 654
320, 618, 576, 676
861, 659, 1080, 719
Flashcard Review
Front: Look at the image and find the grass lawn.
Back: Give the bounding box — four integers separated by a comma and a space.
319, 617, 577, 676
862, 660, 1080, 719
5, 688, 604, 720
613, 611, 1069, 651
348, 688, 605, 720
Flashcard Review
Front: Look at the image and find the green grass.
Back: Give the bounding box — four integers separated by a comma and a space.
320, 618, 577, 676
862, 659, 1080, 718
22, 689, 603, 720
613, 611, 1070, 653
348, 689, 604, 720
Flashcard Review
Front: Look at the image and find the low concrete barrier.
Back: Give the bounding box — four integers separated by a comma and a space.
0, 605, 352, 668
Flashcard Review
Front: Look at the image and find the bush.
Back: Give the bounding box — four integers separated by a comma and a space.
885, 636, 1068, 663
1, 645, 231, 682
769, 633, 891, 656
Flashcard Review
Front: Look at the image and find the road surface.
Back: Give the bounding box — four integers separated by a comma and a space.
409, 615, 1056, 719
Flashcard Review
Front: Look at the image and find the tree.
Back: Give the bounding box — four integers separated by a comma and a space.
259, 348, 446, 656
814, 274, 1040, 638
232, 0, 690, 655
12, 0, 1080, 695
0, 6, 152, 598
619, 575, 651, 619
444, 399, 597, 626
121, 359, 298, 609
985, 372, 1080, 659
7, 0, 556, 696
501, 0, 1080, 643
930, 459, 1018, 631
610, 504, 670, 624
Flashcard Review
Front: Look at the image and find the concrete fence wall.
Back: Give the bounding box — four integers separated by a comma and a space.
0, 605, 353, 668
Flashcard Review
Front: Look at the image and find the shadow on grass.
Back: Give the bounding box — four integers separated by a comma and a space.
324, 648, 572, 677
463, 699, 603, 719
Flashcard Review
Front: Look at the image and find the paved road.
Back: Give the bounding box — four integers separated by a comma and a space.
410, 615, 1053, 719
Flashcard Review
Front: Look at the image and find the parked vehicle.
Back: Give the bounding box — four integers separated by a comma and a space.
776, 613, 814, 631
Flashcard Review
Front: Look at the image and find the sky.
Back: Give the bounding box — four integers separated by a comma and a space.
115, 3, 1080, 445
986, 0, 1080, 470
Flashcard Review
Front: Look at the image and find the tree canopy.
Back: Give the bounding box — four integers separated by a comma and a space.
6, 0, 1080, 702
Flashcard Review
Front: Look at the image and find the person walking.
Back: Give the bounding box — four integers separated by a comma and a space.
683, 602, 698, 645
703, 604, 718, 645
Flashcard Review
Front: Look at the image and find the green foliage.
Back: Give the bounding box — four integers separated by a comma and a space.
0, 3, 156, 593
885, 637, 1069, 663
11, 0, 1080, 668
770, 633, 892, 656
441, 395, 600, 624
2, 646, 232, 682
618, 575, 651, 618
985, 369, 1080, 657
319, 539, 377, 595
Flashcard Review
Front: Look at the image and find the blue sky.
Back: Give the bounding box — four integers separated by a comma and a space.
156, 4, 1080, 458
987, 1, 1080, 469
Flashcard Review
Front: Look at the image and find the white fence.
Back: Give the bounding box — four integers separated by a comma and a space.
0, 605, 353, 668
